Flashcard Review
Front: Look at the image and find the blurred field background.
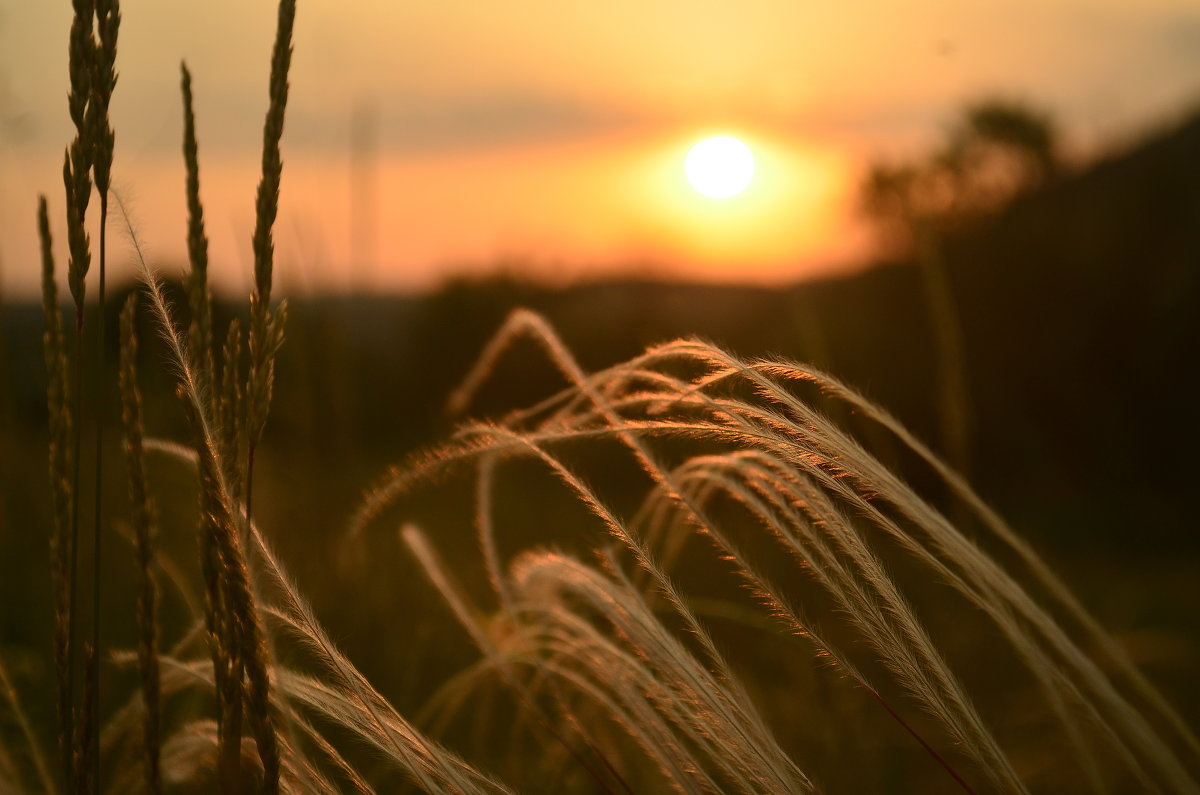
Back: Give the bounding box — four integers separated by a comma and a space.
3, 97, 1199, 790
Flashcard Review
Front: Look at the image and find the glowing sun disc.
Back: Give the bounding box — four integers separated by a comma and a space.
685, 136, 755, 198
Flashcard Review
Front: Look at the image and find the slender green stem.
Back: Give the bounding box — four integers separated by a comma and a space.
862, 684, 978, 795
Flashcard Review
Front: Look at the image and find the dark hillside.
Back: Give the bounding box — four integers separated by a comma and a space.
941, 110, 1200, 539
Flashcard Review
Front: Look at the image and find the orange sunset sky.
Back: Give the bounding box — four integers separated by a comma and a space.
3, 1, 1200, 296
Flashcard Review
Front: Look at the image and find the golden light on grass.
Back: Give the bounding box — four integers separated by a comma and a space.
684, 135, 755, 199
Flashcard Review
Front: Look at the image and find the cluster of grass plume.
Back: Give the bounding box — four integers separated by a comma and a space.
18, 0, 1199, 791
349, 310, 1200, 793
37, 0, 292, 790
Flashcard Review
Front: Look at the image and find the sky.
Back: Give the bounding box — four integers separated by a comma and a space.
2, 1, 1200, 297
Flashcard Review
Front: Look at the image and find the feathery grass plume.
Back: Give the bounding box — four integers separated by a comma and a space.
195, 330, 249, 790
357, 310, 1200, 793
177, 400, 238, 781
245, 0, 295, 526
683, 351, 1188, 787
190, 412, 249, 794
412, 432, 835, 792
118, 294, 162, 795
137, 439, 515, 793
255, 533, 514, 794
405, 523, 812, 794
147, 450, 498, 793
39, 195, 75, 789
733, 355, 1199, 788
647, 448, 1004, 792
114, 204, 281, 795
530, 549, 813, 794
180, 61, 214, 396
402, 524, 635, 795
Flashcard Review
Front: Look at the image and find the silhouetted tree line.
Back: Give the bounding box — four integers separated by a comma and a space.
862, 98, 1061, 255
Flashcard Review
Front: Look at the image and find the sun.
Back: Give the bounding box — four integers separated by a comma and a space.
685, 135, 755, 199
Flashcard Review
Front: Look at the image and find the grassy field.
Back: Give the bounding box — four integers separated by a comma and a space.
2, 1, 1199, 793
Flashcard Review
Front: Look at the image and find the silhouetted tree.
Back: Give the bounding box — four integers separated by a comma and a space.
942, 99, 1060, 212
862, 97, 1061, 255
856, 99, 1059, 477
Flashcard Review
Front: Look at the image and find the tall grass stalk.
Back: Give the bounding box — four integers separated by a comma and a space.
37, 195, 73, 793
174, 1, 294, 789
245, 0, 295, 535
178, 56, 243, 789
62, 1, 96, 787
89, 4, 120, 788
48, 2, 123, 789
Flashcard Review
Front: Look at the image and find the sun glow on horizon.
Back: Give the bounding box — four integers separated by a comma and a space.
609, 130, 861, 281
685, 135, 756, 199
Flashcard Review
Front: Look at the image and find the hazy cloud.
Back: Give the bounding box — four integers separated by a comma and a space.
279, 92, 646, 155
1157, 13, 1200, 62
